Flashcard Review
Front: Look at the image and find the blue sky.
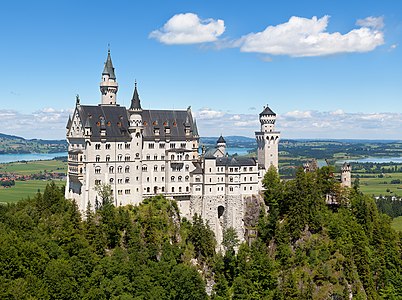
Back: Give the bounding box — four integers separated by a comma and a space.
1, 0, 402, 139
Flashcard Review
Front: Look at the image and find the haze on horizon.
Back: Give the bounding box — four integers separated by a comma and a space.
1, 1, 401, 140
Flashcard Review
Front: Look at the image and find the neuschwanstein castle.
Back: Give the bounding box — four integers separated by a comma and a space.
65, 51, 280, 244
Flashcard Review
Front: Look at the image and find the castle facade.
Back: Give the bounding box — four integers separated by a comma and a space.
65, 51, 280, 243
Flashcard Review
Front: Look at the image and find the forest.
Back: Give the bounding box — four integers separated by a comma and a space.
0, 167, 401, 299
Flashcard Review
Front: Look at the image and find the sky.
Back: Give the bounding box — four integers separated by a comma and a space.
1, 0, 402, 140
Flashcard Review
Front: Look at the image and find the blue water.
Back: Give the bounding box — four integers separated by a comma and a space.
226, 147, 254, 156
339, 157, 402, 164
0, 152, 68, 164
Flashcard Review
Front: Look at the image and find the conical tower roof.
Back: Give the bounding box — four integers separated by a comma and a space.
259, 105, 276, 116
102, 50, 116, 79
217, 135, 226, 144
130, 81, 142, 110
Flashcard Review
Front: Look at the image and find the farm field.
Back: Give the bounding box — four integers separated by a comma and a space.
358, 172, 402, 197
0, 180, 65, 204
0, 159, 66, 175
391, 216, 402, 232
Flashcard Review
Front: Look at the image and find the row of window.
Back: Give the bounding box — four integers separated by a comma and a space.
95, 143, 131, 150
95, 166, 131, 173
95, 154, 135, 162
209, 166, 254, 173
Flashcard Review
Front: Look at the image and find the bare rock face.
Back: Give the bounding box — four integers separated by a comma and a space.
244, 194, 263, 244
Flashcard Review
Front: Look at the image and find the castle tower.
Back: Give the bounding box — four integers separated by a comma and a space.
216, 135, 226, 156
255, 105, 280, 171
128, 81, 144, 203
341, 162, 352, 188
100, 50, 118, 105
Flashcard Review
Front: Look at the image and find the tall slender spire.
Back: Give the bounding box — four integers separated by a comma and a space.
102, 49, 116, 79
100, 49, 118, 105
129, 80, 142, 110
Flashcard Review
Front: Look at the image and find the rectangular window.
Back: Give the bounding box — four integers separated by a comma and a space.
149, 143, 154, 149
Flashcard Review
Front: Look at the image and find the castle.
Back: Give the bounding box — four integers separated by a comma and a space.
65, 51, 280, 244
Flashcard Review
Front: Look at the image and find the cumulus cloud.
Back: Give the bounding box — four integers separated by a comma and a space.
194, 107, 402, 139
195, 108, 225, 119
0, 108, 73, 139
356, 16, 384, 29
235, 15, 384, 57
149, 13, 225, 44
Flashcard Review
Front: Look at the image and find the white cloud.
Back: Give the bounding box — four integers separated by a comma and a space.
356, 16, 384, 29
284, 110, 312, 119
149, 13, 225, 45
195, 108, 225, 120
230, 115, 241, 120
0, 108, 73, 139
236, 15, 384, 57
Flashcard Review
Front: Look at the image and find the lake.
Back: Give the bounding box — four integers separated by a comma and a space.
0, 152, 68, 164
226, 147, 254, 156
338, 157, 402, 164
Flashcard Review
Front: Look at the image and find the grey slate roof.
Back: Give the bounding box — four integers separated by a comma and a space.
77, 105, 130, 141
129, 83, 142, 110
102, 50, 116, 79
260, 105, 276, 116
66, 115, 72, 129
142, 109, 198, 141
216, 156, 257, 167
217, 135, 226, 144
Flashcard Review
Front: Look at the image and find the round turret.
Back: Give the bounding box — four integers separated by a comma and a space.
259, 105, 276, 132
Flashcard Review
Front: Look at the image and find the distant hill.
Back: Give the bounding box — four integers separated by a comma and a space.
0, 133, 67, 154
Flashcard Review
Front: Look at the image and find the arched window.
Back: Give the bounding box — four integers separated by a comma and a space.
125, 166, 130, 173
154, 165, 158, 171
95, 166, 101, 174
185, 176, 189, 182
171, 176, 175, 182
118, 166, 122, 173
96, 155, 100, 162
185, 154, 189, 160
106, 155, 110, 162
109, 178, 114, 183
172, 187, 175, 193
147, 187, 150, 193
125, 177, 130, 183
178, 176, 182, 182
186, 186, 189, 192
125, 155, 130, 161
171, 154, 175, 160
179, 187, 182, 192
109, 166, 114, 173
118, 154, 122, 161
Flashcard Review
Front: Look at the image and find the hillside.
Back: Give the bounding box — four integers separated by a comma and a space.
0, 168, 401, 299
0, 133, 67, 154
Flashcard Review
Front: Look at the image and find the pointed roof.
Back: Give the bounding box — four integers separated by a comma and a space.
129, 82, 142, 110
193, 119, 199, 136
66, 115, 72, 129
102, 50, 116, 79
217, 135, 226, 144
259, 105, 276, 116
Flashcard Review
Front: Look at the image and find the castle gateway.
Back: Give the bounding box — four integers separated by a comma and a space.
65, 51, 280, 244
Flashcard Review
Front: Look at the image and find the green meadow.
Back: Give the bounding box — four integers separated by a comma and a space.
0, 180, 65, 204
0, 159, 67, 204
358, 173, 402, 197
391, 216, 402, 232
0, 159, 66, 175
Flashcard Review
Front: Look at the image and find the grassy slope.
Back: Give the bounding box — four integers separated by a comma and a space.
0, 160, 67, 175
0, 180, 65, 204
358, 173, 402, 197
0, 159, 67, 204
391, 216, 402, 232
